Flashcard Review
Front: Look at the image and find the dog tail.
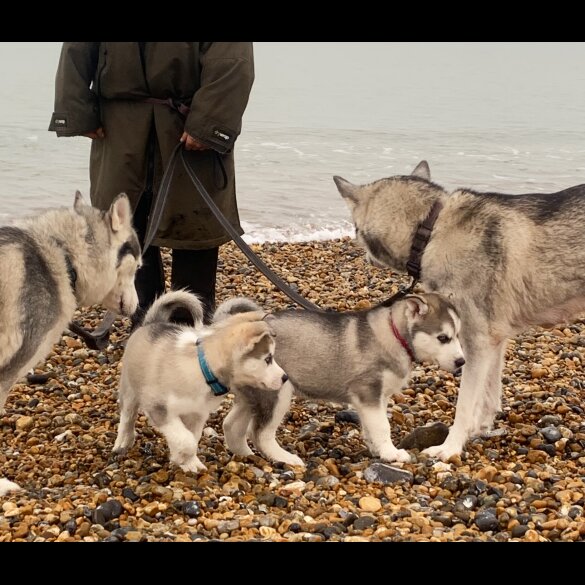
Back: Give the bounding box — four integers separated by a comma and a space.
213, 296, 262, 323
142, 290, 205, 327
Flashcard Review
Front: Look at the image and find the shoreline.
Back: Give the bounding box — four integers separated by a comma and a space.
1, 238, 584, 542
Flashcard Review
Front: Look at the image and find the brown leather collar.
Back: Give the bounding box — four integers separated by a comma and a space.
406, 200, 443, 283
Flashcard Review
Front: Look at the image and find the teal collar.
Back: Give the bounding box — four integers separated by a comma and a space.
196, 340, 229, 396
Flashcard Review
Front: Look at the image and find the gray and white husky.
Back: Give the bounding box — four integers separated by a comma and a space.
0, 191, 141, 414
113, 291, 288, 473
215, 293, 464, 467
335, 161, 585, 460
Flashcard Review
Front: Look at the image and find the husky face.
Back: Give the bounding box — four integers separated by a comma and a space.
102, 230, 142, 317
74, 192, 142, 316
231, 320, 288, 392
334, 162, 438, 273
405, 295, 465, 373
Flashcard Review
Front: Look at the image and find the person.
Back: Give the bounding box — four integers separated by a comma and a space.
49, 42, 255, 325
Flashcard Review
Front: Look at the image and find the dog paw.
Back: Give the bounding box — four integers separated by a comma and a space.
278, 453, 306, 468
113, 432, 135, 455
379, 447, 411, 463
227, 445, 254, 457
423, 442, 462, 461
180, 457, 207, 474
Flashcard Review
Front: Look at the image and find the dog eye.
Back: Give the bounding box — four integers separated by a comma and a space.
265, 355, 273, 365
437, 334, 451, 344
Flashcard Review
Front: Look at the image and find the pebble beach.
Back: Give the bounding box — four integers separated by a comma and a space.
1, 238, 585, 542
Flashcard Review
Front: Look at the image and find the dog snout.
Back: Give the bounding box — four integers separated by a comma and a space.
281, 373, 289, 384
455, 357, 466, 369
120, 293, 139, 317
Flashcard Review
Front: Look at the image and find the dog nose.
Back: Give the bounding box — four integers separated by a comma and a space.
281, 374, 289, 384
455, 358, 466, 369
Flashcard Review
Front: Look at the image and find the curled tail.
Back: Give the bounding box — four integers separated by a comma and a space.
213, 296, 262, 323
142, 290, 205, 327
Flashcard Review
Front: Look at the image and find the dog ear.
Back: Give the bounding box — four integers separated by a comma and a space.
404, 295, 429, 320
109, 193, 132, 233
73, 190, 87, 213
241, 323, 274, 356
333, 176, 359, 203
262, 314, 277, 337
411, 161, 431, 181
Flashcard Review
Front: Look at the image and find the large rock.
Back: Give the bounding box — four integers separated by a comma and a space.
363, 462, 414, 485
398, 422, 449, 450
474, 509, 499, 532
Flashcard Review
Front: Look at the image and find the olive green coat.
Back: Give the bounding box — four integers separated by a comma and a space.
49, 42, 254, 249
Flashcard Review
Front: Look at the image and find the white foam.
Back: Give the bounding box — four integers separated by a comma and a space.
0, 478, 22, 497
241, 221, 354, 244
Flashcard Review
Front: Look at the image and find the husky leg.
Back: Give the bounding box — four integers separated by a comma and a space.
424, 335, 498, 460
352, 396, 411, 463
249, 383, 304, 467
223, 397, 254, 457
478, 341, 507, 433
158, 416, 206, 473
180, 412, 207, 454
113, 378, 139, 454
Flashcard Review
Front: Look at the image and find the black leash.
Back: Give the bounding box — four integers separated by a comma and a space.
143, 143, 324, 312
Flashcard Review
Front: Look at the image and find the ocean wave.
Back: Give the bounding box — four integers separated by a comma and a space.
241, 220, 354, 244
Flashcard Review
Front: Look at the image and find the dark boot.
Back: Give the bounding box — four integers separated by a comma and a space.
171, 247, 219, 324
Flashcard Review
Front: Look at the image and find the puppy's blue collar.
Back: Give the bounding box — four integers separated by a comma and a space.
196, 339, 229, 396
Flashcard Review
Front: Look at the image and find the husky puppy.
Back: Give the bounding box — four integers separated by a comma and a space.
0, 191, 140, 413
215, 293, 464, 467
335, 161, 585, 460
113, 291, 289, 473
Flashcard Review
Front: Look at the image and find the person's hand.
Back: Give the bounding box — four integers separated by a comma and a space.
83, 128, 105, 139
180, 132, 209, 151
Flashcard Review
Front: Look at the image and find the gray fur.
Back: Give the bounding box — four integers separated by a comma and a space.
335, 160, 585, 460
216, 293, 464, 466
150, 403, 168, 426
142, 290, 205, 327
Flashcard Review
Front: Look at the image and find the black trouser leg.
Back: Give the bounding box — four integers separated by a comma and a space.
132, 190, 165, 324
171, 247, 219, 324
